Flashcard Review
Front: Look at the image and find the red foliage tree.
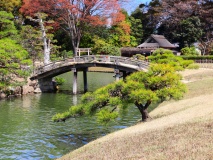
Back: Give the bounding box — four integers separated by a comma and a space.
20, 0, 126, 56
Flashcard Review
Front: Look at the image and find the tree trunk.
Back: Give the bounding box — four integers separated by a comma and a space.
71, 30, 81, 57
67, 10, 81, 57
39, 15, 50, 65
29, 13, 51, 65
135, 100, 151, 122
141, 108, 150, 121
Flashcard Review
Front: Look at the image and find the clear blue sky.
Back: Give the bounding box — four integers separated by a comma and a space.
122, 0, 151, 14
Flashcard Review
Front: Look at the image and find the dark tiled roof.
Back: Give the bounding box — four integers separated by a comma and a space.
138, 34, 176, 49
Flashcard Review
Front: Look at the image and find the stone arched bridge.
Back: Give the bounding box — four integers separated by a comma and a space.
30, 55, 149, 94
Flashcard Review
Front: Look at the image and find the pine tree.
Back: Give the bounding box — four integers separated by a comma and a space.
0, 11, 31, 90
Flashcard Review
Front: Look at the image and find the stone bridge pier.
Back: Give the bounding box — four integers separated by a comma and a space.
38, 78, 58, 92
72, 68, 88, 94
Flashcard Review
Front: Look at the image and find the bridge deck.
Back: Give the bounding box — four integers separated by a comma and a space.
31, 55, 149, 80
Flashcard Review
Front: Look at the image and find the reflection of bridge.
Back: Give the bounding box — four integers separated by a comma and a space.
30, 55, 149, 94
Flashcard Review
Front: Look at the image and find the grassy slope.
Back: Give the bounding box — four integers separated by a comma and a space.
58, 68, 213, 160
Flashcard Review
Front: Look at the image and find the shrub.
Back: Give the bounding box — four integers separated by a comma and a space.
152, 48, 173, 56
180, 60, 194, 68
100, 46, 121, 56
55, 77, 65, 85
181, 47, 199, 56
186, 63, 200, 69
149, 48, 194, 71
132, 54, 145, 60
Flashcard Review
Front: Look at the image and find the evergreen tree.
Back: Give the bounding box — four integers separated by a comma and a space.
0, 11, 31, 90
129, 16, 143, 45
176, 17, 203, 48
0, 11, 17, 39
131, 0, 160, 41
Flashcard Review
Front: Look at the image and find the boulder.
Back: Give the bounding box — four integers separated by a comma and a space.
34, 88, 42, 93
22, 86, 34, 95
14, 86, 22, 95
0, 93, 6, 99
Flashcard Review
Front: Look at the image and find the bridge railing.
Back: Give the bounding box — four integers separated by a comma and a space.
33, 55, 149, 75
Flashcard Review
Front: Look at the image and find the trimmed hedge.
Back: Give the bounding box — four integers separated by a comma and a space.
181, 56, 213, 60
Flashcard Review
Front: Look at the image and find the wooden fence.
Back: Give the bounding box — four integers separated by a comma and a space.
195, 59, 213, 69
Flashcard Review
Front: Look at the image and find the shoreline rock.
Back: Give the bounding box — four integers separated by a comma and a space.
0, 78, 41, 100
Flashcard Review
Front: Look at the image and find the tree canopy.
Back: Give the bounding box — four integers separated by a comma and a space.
20, 0, 127, 56
154, 0, 212, 50
0, 11, 17, 39
173, 16, 203, 48
0, 0, 21, 12
0, 11, 31, 90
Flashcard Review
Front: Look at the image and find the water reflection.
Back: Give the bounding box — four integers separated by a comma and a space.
72, 95, 78, 106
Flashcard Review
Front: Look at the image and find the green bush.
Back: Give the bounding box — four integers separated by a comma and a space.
181, 47, 199, 56
180, 60, 194, 68
149, 48, 194, 71
55, 77, 65, 85
91, 37, 121, 56
100, 46, 121, 56
61, 50, 73, 58
152, 48, 173, 56
186, 63, 200, 69
132, 54, 145, 60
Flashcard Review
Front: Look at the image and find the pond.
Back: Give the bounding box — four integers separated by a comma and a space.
0, 72, 144, 159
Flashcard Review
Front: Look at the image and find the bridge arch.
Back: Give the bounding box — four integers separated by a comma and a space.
30, 55, 149, 94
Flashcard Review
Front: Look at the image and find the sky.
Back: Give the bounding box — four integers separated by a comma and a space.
122, 0, 151, 14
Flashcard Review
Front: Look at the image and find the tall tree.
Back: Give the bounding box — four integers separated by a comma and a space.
53, 64, 186, 122
199, 0, 213, 54
20, 25, 43, 67
20, 0, 126, 56
129, 16, 143, 45
108, 10, 134, 47
174, 16, 203, 48
131, 0, 160, 41
154, 0, 213, 51
27, 13, 54, 65
198, 31, 213, 55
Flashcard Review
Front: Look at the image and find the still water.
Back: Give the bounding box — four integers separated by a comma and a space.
0, 72, 142, 160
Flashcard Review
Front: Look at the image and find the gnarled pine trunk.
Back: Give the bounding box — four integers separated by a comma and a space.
135, 100, 151, 122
